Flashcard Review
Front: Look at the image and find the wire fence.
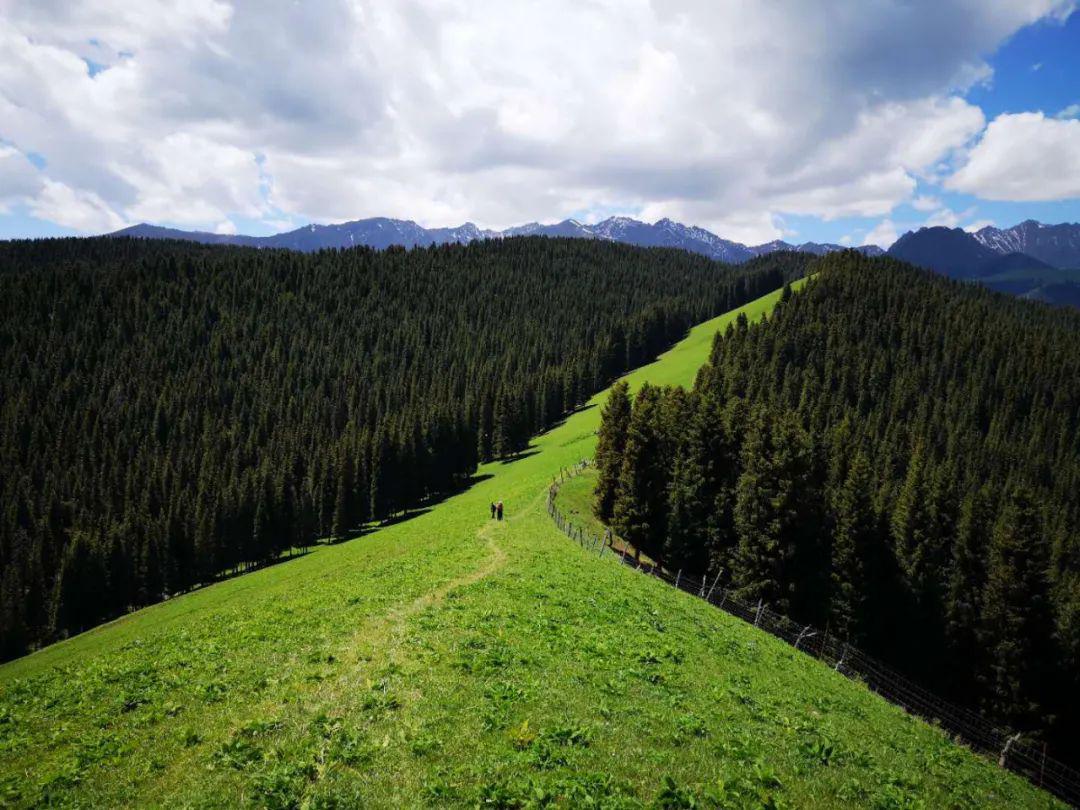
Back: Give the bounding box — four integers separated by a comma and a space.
546, 459, 1080, 808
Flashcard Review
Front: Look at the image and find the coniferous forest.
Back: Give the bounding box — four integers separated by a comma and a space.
0, 236, 805, 660
595, 251, 1080, 765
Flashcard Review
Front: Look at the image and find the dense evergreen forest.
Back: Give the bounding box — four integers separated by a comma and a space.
594, 252, 1080, 764
0, 236, 806, 660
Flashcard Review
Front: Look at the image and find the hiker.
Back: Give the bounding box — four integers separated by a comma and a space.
496, 500, 504, 521
490, 502, 496, 519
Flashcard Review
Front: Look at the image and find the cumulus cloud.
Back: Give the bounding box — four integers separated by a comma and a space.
911, 195, 943, 212
0, 144, 43, 211
946, 112, 1080, 201
864, 218, 899, 249
0, 1, 1073, 239
29, 179, 127, 232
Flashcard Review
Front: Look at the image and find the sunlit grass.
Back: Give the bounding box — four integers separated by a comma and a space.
0, 279, 1059, 807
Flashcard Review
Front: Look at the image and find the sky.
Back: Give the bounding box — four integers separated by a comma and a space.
1, 1, 1079, 248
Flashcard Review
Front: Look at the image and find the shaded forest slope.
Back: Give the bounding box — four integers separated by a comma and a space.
0, 237, 801, 658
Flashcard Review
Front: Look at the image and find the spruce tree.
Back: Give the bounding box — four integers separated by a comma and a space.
731, 407, 814, 613
369, 428, 390, 523
944, 485, 992, 692
664, 392, 728, 574
594, 381, 632, 522
332, 448, 353, 539
612, 384, 669, 561
492, 388, 510, 459
49, 533, 105, 637
891, 445, 931, 596
829, 449, 874, 641
981, 486, 1052, 728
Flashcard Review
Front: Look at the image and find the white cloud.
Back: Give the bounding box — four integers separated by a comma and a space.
946, 112, 1080, 201
910, 195, 943, 212
0, 1, 1073, 235
964, 218, 996, 232
925, 208, 961, 228
1056, 103, 1080, 120
0, 145, 43, 211
29, 179, 126, 232
923, 205, 978, 228
114, 132, 265, 226
864, 218, 899, 249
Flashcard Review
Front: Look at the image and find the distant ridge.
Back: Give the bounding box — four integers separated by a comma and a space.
973, 220, 1080, 268
110, 216, 884, 263
887, 224, 1080, 307
887, 226, 1001, 279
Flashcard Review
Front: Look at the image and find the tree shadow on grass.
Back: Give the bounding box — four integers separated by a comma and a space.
334, 472, 496, 542
545, 402, 597, 432
91, 460, 511, 641
498, 448, 540, 464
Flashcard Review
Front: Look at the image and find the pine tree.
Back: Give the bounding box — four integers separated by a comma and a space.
664, 392, 728, 574
0, 557, 28, 659
369, 428, 390, 523
944, 485, 992, 692
49, 533, 106, 637
829, 449, 874, 641
332, 447, 354, 539
593, 381, 632, 522
194, 489, 219, 583
981, 486, 1052, 728
492, 389, 510, 459
731, 408, 814, 613
611, 384, 669, 561
891, 445, 931, 596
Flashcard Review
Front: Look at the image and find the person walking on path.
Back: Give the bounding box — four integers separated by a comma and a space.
496, 501, 504, 521
490, 502, 496, 519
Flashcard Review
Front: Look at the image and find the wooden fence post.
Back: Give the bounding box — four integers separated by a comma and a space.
999, 732, 1021, 769
705, 571, 722, 601
794, 625, 816, 650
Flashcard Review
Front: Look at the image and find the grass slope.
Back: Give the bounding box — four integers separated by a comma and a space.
0, 281, 1059, 808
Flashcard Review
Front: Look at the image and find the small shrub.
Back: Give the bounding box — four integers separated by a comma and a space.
329, 729, 375, 767
213, 737, 262, 770
511, 719, 537, 751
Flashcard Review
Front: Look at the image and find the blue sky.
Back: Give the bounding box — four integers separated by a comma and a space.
1, 2, 1079, 247
772, 11, 1080, 247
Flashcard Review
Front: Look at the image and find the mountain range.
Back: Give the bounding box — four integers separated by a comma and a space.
110, 216, 884, 263
109, 215, 1080, 306
887, 220, 1080, 307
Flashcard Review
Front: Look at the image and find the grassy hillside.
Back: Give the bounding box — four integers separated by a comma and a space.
0, 281, 1059, 808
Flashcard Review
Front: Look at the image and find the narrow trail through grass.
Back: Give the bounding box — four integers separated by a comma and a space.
0, 280, 1061, 808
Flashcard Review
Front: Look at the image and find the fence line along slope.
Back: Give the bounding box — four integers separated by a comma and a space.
548, 462, 1080, 806
585, 253, 1080, 781
0, 281, 1060, 808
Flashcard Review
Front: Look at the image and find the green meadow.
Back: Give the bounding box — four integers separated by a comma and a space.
0, 281, 1059, 808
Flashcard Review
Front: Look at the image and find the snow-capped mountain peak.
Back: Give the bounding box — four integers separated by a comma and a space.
972, 220, 1080, 268
112, 215, 894, 264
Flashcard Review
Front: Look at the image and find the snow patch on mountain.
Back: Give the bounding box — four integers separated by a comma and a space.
113, 216, 894, 263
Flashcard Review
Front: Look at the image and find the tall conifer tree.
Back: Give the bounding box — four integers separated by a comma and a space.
594, 381, 632, 522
